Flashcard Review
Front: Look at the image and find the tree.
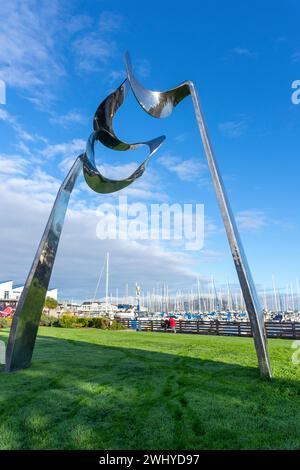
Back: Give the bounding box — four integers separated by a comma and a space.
44, 296, 58, 311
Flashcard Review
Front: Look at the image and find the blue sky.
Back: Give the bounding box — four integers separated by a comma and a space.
0, 0, 299, 300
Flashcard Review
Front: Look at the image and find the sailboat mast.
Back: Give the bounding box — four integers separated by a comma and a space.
105, 252, 109, 314
210, 276, 214, 312
226, 280, 231, 311
263, 286, 267, 311
291, 283, 295, 313
197, 279, 201, 314
296, 278, 300, 312
272, 275, 278, 312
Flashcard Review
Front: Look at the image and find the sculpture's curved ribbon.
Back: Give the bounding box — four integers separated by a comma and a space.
125, 52, 190, 119
82, 78, 165, 193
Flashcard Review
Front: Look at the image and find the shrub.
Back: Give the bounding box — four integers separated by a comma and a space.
75, 317, 89, 328
88, 317, 111, 329
59, 314, 77, 328
110, 319, 125, 330
40, 314, 58, 327
38, 314, 124, 330
5, 317, 12, 328
0, 318, 8, 328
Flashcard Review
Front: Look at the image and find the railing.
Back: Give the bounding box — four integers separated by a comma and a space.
116, 319, 300, 339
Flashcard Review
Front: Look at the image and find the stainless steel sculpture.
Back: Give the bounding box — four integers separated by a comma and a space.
125, 52, 271, 378
5, 52, 271, 378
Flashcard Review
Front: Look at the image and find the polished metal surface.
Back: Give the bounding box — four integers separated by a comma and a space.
125, 53, 190, 119
5, 157, 83, 371
83, 79, 165, 194
125, 52, 272, 378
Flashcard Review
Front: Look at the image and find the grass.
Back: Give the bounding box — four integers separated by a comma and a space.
0, 327, 300, 450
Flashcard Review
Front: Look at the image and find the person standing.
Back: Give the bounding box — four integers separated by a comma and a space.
169, 316, 176, 333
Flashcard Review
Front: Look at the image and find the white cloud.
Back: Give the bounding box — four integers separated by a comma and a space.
218, 120, 248, 138
72, 34, 116, 72
134, 59, 151, 79
99, 11, 123, 33
0, 1, 65, 102
175, 133, 188, 143
41, 138, 86, 161
232, 47, 254, 57
108, 70, 126, 85
0, 4, 123, 106
0, 154, 28, 175
50, 111, 86, 127
66, 14, 93, 34
0, 161, 201, 300
236, 210, 268, 230
158, 152, 207, 183
13, 141, 33, 157
0, 108, 47, 143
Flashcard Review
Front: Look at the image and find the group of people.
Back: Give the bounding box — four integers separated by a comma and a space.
161, 316, 177, 333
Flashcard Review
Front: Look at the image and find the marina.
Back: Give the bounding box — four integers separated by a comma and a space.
2, 253, 299, 323
57, 254, 300, 323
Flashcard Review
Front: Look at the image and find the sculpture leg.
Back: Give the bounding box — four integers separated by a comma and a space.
5, 156, 83, 372
189, 84, 272, 378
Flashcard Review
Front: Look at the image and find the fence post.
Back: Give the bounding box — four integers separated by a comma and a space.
151, 320, 153, 332
179, 320, 182, 333
215, 320, 219, 335
292, 322, 296, 339
197, 320, 199, 334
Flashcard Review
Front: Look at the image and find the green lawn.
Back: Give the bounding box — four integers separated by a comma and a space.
0, 327, 299, 450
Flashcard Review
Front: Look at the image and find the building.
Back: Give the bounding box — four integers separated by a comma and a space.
78, 301, 118, 317
0, 280, 58, 307
59, 300, 81, 313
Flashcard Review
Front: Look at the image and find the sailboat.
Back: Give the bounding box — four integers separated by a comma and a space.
86, 252, 117, 318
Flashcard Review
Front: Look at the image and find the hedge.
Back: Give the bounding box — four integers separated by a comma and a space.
39, 313, 124, 330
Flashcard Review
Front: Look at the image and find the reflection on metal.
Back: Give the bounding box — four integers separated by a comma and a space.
125, 53, 190, 119
83, 79, 165, 194
5, 157, 83, 371
125, 52, 272, 378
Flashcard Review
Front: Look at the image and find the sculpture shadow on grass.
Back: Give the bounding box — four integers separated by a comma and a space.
0, 331, 299, 450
